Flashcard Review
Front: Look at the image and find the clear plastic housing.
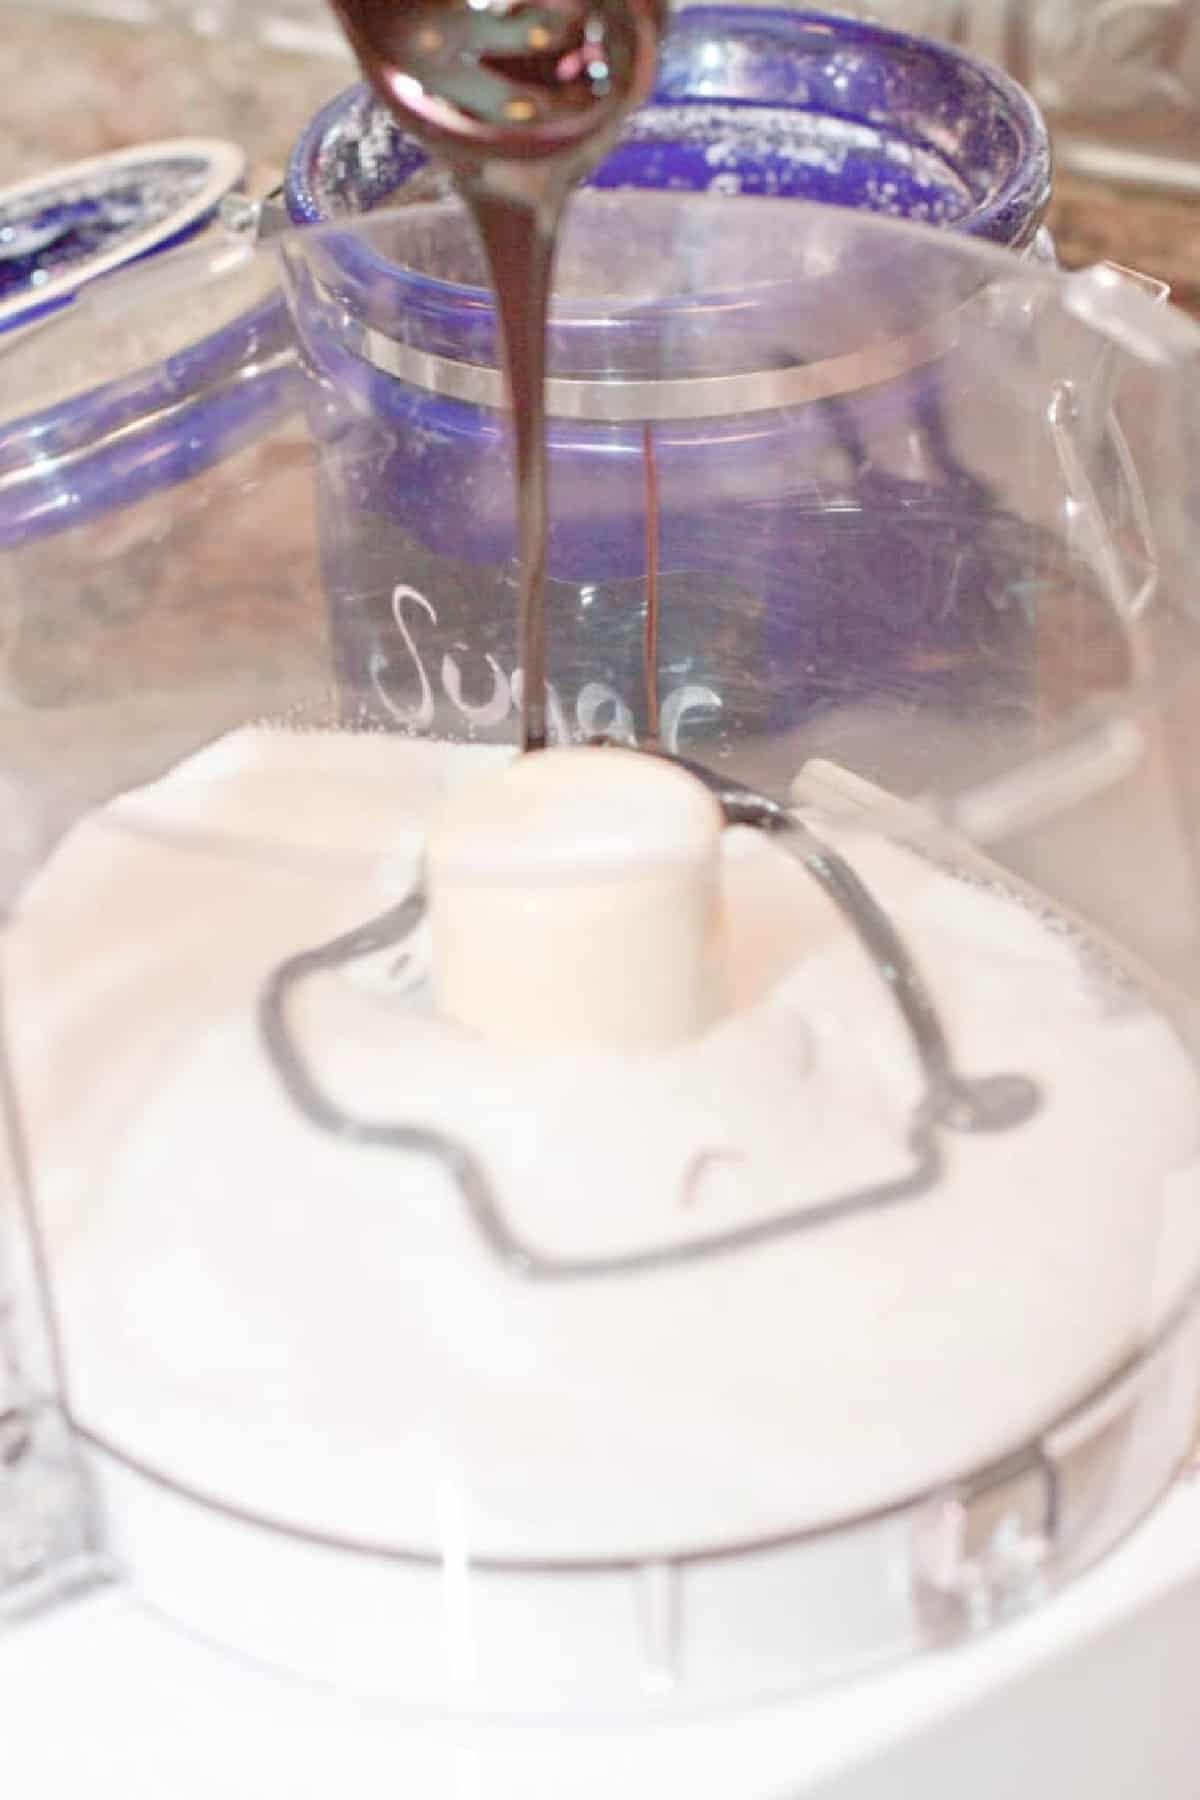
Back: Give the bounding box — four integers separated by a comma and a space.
2, 196, 1200, 1715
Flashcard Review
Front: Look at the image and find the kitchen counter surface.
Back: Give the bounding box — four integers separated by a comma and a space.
0, 8, 348, 193
5, 7, 1200, 310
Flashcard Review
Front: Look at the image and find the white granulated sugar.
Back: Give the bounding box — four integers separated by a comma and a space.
311, 97, 971, 223
626, 104, 970, 213
10, 730, 1200, 1560
312, 93, 446, 215
703, 137, 740, 169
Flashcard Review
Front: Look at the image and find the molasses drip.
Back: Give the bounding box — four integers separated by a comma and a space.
332, 0, 662, 750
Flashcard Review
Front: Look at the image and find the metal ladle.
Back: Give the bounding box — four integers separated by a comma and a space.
327, 0, 665, 750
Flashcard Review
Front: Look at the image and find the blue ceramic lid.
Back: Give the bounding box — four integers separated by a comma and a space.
0, 139, 247, 336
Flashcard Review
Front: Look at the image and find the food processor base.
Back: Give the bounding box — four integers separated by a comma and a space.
6, 1473, 1200, 1799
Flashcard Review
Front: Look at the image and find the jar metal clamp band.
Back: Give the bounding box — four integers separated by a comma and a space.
220, 185, 291, 245
309, 269, 961, 423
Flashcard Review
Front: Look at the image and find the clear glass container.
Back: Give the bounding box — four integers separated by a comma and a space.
1, 195, 1200, 1717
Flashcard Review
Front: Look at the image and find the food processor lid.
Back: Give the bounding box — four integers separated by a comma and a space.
5, 182, 1200, 1712
0, 141, 247, 337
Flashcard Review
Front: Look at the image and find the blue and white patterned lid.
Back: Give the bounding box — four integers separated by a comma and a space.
0, 139, 246, 335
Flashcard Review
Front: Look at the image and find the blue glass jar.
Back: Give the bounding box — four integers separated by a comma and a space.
280, 8, 1065, 767
286, 7, 1051, 247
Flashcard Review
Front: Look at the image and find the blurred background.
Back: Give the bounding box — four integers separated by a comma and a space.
3, 0, 1200, 304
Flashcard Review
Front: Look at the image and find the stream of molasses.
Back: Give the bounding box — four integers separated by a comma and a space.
331, 0, 664, 749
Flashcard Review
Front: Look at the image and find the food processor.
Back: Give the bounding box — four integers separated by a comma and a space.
5, 42, 1200, 1800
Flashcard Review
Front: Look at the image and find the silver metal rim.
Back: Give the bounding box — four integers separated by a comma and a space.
321, 284, 959, 423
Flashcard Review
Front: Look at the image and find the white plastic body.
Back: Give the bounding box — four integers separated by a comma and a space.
5, 1469, 1200, 1799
